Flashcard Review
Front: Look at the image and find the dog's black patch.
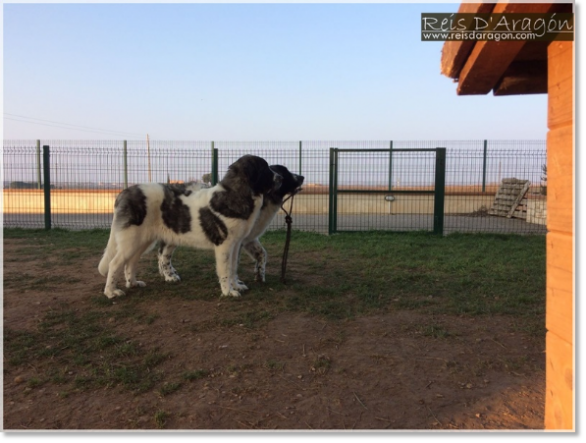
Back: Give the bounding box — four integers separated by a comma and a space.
263, 165, 304, 207
210, 189, 255, 220
115, 185, 148, 228
199, 207, 228, 246
211, 155, 282, 219
238, 155, 282, 196
161, 185, 192, 234
166, 183, 194, 197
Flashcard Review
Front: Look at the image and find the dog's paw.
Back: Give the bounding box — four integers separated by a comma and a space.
234, 280, 249, 291
164, 273, 181, 283
105, 288, 126, 299
221, 289, 242, 298
126, 280, 146, 288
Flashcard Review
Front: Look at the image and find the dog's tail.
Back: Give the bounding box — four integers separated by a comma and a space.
98, 227, 117, 276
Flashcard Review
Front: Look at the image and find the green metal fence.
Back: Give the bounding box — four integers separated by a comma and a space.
328, 147, 447, 235
2, 140, 547, 235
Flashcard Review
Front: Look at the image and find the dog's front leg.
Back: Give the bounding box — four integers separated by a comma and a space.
243, 240, 267, 283
215, 244, 241, 297
231, 242, 249, 292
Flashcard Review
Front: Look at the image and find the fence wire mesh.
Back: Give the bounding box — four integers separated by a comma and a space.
2, 140, 546, 234
332, 148, 438, 233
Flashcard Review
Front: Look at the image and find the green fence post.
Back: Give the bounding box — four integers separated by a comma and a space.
328, 148, 334, 234
388, 140, 393, 191
333, 149, 338, 233
211, 142, 219, 186
482, 139, 488, 193
123, 140, 128, 189
42, 145, 51, 230
433, 148, 446, 235
299, 141, 302, 176
36, 140, 42, 189
328, 148, 338, 235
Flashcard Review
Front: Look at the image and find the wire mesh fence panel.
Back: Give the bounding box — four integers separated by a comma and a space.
2, 142, 46, 228
334, 149, 437, 232
291, 149, 330, 233
443, 147, 547, 234
126, 140, 212, 185
2, 140, 547, 234
43, 140, 123, 229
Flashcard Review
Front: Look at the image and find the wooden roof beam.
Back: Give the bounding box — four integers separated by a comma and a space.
440, 3, 496, 79
456, 2, 557, 95
493, 60, 548, 95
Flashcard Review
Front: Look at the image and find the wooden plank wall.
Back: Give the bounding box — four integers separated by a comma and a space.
544, 41, 574, 430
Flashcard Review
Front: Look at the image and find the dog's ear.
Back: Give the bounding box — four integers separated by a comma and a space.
233, 155, 281, 195
237, 155, 267, 179
227, 155, 262, 180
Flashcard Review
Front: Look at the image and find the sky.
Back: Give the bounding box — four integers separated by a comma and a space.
1, 0, 558, 141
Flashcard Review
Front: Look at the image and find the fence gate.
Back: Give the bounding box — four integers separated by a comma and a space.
328, 147, 446, 235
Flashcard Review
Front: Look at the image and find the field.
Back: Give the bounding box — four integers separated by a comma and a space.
2, 228, 546, 430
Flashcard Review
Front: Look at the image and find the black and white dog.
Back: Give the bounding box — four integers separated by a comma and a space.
98, 155, 282, 298
157, 164, 304, 285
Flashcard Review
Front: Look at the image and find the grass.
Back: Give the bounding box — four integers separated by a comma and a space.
3, 227, 546, 398
4, 304, 170, 394
3, 227, 546, 320
158, 382, 183, 397
154, 410, 170, 429
182, 369, 209, 381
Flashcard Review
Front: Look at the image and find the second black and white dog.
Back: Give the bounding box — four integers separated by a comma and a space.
98, 155, 283, 298
157, 164, 304, 286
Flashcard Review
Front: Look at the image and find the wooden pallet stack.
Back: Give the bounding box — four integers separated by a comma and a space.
488, 178, 531, 220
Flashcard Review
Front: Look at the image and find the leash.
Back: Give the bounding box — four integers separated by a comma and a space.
280, 192, 297, 284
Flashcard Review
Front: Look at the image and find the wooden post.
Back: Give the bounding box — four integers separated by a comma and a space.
544, 40, 573, 431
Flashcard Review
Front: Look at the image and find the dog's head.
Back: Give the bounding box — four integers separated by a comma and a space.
224, 155, 282, 196
261, 165, 304, 205
269, 165, 304, 197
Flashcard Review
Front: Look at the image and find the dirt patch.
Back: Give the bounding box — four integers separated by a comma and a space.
2, 239, 545, 430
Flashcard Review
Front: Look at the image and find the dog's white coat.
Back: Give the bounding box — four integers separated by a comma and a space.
98, 182, 264, 298
157, 170, 304, 284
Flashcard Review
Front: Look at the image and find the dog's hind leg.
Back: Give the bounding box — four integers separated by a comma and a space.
103, 230, 145, 298
104, 251, 129, 298
243, 240, 267, 283
215, 243, 241, 297
158, 241, 181, 282
98, 226, 118, 276
124, 242, 151, 289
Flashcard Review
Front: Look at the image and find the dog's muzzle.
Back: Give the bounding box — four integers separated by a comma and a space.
293, 174, 304, 194
296, 174, 305, 186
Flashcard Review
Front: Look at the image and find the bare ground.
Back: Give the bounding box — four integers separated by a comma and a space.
2, 239, 545, 430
